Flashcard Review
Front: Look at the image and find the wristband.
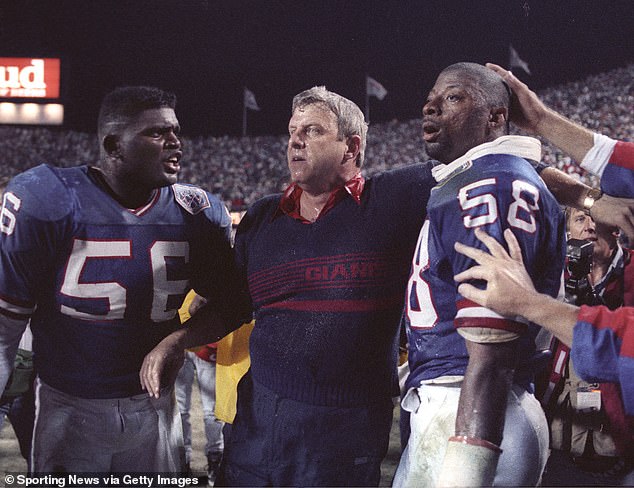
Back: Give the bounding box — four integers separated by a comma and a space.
447, 435, 503, 453
582, 188, 602, 216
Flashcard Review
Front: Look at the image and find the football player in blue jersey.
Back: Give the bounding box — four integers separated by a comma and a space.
394, 63, 565, 487
0, 86, 243, 473
451, 63, 634, 485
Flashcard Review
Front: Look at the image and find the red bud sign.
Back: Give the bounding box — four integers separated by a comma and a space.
0, 58, 61, 99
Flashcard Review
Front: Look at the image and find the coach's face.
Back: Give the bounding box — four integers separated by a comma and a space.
422, 71, 491, 164
114, 108, 183, 191
287, 103, 354, 195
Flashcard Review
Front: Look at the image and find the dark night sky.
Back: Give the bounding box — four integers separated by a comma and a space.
2, 0, 634, 136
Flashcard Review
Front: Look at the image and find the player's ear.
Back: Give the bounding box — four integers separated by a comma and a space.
103, 135, 120, 158
488, 107, 508, 129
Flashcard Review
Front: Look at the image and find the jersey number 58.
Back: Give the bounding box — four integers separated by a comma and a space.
407, 178, 540, 328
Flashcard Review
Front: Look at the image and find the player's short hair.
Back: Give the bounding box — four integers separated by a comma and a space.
292, 86, 368, 167
440, 62, 510, 110
97, 86, 177, 141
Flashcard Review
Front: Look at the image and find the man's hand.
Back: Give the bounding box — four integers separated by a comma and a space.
487, 62, 595, 163
453, 228, 537, 317
590, 193, 634, 240
140, 334, 186, 398
455, 228, 579, 346
486, 63, 547, 134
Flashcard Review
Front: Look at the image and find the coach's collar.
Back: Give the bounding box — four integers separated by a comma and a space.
275, 173, 365, 223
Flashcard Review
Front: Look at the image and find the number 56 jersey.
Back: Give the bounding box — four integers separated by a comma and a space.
0, 164, 243, 398
404, 136, 566, 391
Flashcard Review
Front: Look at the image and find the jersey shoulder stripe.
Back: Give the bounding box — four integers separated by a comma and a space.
455, 299, 527, 333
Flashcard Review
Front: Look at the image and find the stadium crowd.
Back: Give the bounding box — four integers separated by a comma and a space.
1, 63, 631, 210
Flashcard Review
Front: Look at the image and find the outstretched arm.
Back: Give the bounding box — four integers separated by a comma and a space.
453, 228, 578, 346
539, 168, 634, 239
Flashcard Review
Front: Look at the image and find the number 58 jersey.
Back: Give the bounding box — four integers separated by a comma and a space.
404, 136, 566, 391
0, 164, 242, 398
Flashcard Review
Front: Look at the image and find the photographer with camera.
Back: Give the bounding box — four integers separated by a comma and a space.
539, 207, 634, 484
563, 208, 632, 309
564, 212, 596, 307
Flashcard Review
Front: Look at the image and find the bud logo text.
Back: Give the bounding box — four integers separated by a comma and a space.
0, 58, 61, 98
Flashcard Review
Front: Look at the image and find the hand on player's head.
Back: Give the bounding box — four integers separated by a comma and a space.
485, 63, 547, 135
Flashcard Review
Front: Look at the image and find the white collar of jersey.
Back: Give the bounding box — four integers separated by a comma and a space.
431, 135, 542, 183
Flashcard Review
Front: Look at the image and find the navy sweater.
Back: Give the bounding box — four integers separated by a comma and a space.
234, 163, 434, 407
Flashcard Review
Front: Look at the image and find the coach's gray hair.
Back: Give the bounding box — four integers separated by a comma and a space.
292, 86, 368, 167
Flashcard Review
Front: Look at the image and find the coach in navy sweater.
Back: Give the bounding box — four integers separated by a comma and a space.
219, 87, 434, 486
142, 86, 435, 486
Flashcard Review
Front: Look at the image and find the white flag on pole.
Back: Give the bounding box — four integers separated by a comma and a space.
244, 87, 260, 111
509, 45, 531, 75
366, 76, 387, 100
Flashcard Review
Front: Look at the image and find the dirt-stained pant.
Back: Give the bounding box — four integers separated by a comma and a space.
393, 382, 549, 487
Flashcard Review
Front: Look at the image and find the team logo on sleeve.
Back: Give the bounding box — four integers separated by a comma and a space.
172, 184, 211, 215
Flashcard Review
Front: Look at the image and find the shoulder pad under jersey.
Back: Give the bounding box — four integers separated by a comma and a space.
5, 164, 75, 222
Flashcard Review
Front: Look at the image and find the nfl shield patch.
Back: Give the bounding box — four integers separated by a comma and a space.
172, 184, 211, 215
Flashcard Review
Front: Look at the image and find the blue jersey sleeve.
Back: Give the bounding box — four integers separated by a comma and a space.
0, 165, 72, 318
